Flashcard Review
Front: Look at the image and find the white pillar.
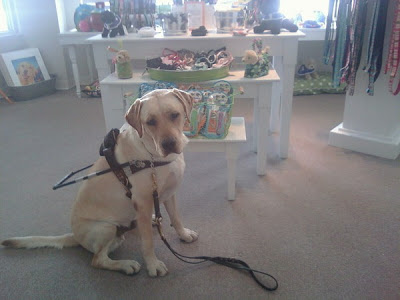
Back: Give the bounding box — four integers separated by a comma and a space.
329, 1, 400, 159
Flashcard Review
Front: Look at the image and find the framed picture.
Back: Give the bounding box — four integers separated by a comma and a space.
0, 48, 50, 87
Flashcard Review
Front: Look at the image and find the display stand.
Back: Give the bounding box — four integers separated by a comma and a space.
100, 69, 280, 175
329, 3, 400, 160
88, 31, 304, 159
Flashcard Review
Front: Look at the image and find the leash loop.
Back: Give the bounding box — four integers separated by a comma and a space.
156, 222, 278, 292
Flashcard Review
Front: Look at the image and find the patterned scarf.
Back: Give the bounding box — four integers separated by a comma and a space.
384, 0, 400, 95
341, 0, 368, 95
363, 0, 390, 96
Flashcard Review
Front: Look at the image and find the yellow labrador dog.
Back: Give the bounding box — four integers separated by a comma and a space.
17, 62, 37, 85
2, 89, 198, 277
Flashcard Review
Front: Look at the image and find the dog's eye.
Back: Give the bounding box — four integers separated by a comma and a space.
171, 112, 180, 120
146, 118, 157, 126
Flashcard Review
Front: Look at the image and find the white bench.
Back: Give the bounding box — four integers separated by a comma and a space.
100, 69, 280, 175
185, 117, 246, 200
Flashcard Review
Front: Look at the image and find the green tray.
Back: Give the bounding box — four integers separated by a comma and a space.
147, 66, 230, 83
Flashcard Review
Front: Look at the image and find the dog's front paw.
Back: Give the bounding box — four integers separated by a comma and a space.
179, 228, 199, 243
147, 259, 168, 277
119, 260, 141, 275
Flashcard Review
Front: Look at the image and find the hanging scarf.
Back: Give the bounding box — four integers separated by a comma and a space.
363, 0, 390, 96
331, 0, 351, 88
323, 0, 339, 65
384, 0, 400, 95
341, 0, 368, 95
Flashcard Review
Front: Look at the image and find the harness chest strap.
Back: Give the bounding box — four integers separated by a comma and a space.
99, 128, 171, 199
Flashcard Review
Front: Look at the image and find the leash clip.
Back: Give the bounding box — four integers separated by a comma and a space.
155, 217, 165, 240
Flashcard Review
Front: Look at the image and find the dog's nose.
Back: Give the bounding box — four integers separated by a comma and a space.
162, 137, 177, 153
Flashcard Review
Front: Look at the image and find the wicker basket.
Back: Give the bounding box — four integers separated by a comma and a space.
9, 75, 56, 101
147, 66, 230, 83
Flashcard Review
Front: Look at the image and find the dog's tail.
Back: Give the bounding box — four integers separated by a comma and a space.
1, 233, 79, 249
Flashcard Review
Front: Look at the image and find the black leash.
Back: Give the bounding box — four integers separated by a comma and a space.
159, 233, 279, 291
151, 161, 278, 292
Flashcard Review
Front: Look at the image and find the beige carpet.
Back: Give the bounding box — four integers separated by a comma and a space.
0, 91, 399, 300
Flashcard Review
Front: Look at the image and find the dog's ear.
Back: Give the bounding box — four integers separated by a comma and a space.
171, 88, 193, 120
125, 99, 143, 138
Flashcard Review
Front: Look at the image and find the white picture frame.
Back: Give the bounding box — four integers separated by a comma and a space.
0, 48, 50, 87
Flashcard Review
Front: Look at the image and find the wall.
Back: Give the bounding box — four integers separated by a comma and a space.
0, 0, 71, 92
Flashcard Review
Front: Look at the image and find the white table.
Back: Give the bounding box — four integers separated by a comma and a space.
100, 69, 279, 175
186, 117, 247, 200
58, 31, 99, 97
88, 31, 305, 159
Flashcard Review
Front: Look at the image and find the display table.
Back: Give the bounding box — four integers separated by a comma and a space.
58, 30, 98, 97
186, 117, 247, 200
100, 69, 279, 175
88, 31, 305, 159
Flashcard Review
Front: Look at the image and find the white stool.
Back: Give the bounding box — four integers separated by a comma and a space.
185, 117, 247, 200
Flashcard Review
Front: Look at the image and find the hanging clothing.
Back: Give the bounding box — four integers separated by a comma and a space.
363, 0, 390, 96
331, 0, 351, 88
323, 0, 338, 65
384, 0, 400, 95
341, 0, 368, 95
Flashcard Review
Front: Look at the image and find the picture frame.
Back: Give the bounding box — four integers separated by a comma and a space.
0, 48, 50, 87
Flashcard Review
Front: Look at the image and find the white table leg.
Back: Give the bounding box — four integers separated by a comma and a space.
257, 84, 272, 176
271, 56, 283, 133
92, 43, 112, 81
226, 144, 240, 200
85, 45, 95, 83
68, 45, 81, 98
252, 95, 259, 153
99, 83, 125, 131
279, 40, 298, 159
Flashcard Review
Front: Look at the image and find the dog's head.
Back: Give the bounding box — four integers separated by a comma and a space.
17, 62, 36, 85
242, 50, 259, 65
125, 89, 193, 157
116, 50, 130, 64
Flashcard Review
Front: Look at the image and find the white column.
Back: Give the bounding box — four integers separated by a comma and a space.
329, 2, 400, 159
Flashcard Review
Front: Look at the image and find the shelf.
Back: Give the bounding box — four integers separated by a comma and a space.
100, 69, 280, 86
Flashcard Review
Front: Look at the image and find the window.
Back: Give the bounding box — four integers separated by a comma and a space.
0, 0, 18, 35
280, 0, 328, 21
